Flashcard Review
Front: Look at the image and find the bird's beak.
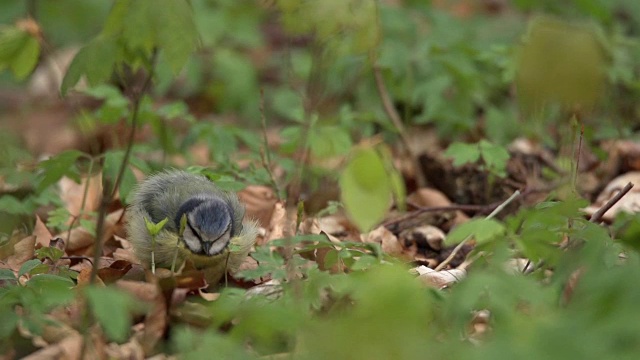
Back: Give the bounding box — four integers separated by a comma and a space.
202, 242, 212, 254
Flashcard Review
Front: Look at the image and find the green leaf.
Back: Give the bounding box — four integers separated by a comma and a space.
61, 36, 118, 95
0, 310, 19, 339
35, 247, 64, 262
103, 150, 137, 201
18, 259, 44, 277
213, 180, 247, 192
144, 217, 168, 236
272, 88, 305, 123
323, 249, 339, 269
0, 27, 29, 68
444, 142, 480, 167
26, 274, 75, 308
37, 150, 84, 192
310, 126, 352, 159
0, 268, 17, 282
350, 255, 378, 271
10, 35, 40, 80
446, 218, 505, 245
85, 286, 140, 342
47, 207, 71, 233
339, 148, 392, 232
0, 195, 30, 215
478, 140, 510, 177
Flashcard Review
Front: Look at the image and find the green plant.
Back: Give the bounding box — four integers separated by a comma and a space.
444, 140, 510, 178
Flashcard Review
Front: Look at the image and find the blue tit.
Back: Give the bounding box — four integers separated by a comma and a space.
126, 170, 258, 285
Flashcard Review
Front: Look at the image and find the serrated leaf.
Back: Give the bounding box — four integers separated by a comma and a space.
37, 150, 84, 192
446, 218, 505, 245
339, 148, 391, 232
35, 247, 64, 262
478, 140, 510, 177
0, 195, 30, 215
445, 142, 480, 167
47, 207, 71, 232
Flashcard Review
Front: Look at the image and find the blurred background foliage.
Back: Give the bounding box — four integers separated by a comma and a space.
2, 1, 640, 358
2, 0, 639, 143
1, 0, 639, 237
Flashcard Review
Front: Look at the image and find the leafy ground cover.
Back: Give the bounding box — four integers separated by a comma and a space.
2, 0, 640, 359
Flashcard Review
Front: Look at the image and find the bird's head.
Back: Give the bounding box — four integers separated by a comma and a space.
175, 196, 236, 256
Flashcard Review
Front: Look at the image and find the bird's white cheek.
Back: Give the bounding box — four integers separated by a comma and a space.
207, 232, 231, 256
182, 228, 202, 254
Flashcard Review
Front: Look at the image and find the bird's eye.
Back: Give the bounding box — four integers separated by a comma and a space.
186, 221, 203, 242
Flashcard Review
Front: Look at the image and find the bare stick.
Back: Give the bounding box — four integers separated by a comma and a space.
373, 65, 425, 187
89, 55, 156, 284
435, 190, 521, 271
589, 182, 634, 223
259, 89, 283, 200
573, 122, 584, 189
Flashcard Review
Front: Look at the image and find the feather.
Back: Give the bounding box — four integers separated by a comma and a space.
125, 170, 257, 285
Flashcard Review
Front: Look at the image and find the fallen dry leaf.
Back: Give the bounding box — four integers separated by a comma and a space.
7, 235, 36, 271
104, 339, 145, 360
21, 331, 83, 360
238, 185, 278, 228
415, 265, 466, 289
408, 187, 469, 225
362, 226, 403, 256
59, 174, 102, 222
33, 215, 53, 247
400, 225, 446, 251
584, 171, 640, 221
97, 260, 133, 284
264, 201, 288, 244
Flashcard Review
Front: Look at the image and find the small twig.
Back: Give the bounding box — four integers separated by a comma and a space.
65, 155, 95, 250
259, 89, 283, 200
373, 65, 425, 187
384, 183, 557, 230
89, 180, 111, 284
589, 182, 634, 223
435, 190, 521, 271
574, 122, 584, 187
60, 256, 93, 264
89, 54, 156, 284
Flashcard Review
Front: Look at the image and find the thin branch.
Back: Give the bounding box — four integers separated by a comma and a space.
435, 190, 521, 271
373, 65, 426, 187
65, 156, 95, 250
89, 55, 156, 284
259, 88, 283, 200
589, 182, 634, 223
384, 182, 558, 230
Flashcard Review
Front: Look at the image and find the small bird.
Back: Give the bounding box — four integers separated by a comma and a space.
126, 170, 258, 285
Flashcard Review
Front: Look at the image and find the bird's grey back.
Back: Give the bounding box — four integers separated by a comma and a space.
130, 170, 244, 232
